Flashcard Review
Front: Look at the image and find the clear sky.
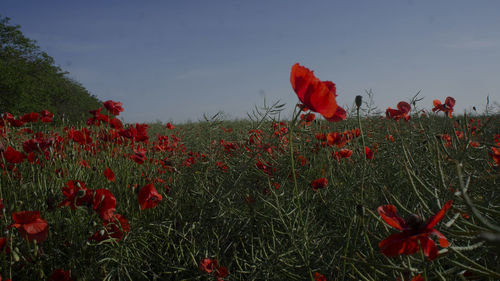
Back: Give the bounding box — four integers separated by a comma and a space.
2, 0, 499, 123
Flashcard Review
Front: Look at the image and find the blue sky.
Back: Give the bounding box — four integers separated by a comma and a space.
2, 0, 499, 123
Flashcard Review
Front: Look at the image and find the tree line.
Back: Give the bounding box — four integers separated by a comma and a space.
0, 15, 102, 122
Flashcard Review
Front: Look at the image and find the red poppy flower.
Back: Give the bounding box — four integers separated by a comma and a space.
3, 146, 25, 164
365, 146, 374, 160
200, 258, 218, 273
138, 183, 163, 210
104, 167, 115, 182
92, 189, 117, 220
90, 214, 130, 242
20, 112, 39, 123
8, 118, 26, 127
166, 122, 175, 130
214, 266, 228, 280
109, 118, 123, 129
9, 211, 49, 243
314, 272, 327, 281
311, 177, 328, 192
386, 101, 411, 121
410, 274, 424, 281
432, 97, 456, 118
59, 180, 93, 209
104, 100, 124, 116
40, 110, 54, 123
377, 200, 453, 260
290, 63, 346, 122
49, 269, 73, 281
130, 146, 146, 164
489, 147, 500, 165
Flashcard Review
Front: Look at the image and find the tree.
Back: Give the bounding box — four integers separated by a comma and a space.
0, 15, 101, 122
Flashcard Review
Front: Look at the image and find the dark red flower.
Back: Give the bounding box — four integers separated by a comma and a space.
214, 266, 228, 279
311, 177, 328, 192
104, 167, 115, 182
166, 122, 175, 130
314, 272, 327, 281
290, 63, 346, 122
20, 112, 39, 123
109, 118, 123, 129
489, 147, 500, 165
90, 214, 130, 242
3, 146, 25, 164
130, 146, 147, 164
335, 149, 352, 160
256, 160, 274, 176
104, 100, 124, 116
200, 258, 218, 273
365, 146, 374, 160
9, 211, 49, 243
138, 183, 162, 210
59, 180, 93, 209
49, 269, 73, 281
386, 101, 411, 121
377, 200, 453, 260
40, 110, 54, 123
92, 189, 117, 220
432, 97, 456, 118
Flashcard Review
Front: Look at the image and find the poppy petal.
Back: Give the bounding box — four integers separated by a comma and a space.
377, 205, 407, 230
424, 200, 453, 230
431, 229, 449, 248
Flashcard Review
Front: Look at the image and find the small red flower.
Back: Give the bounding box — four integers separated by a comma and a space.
314, 272, 327, 281
109, 118, 123, 129
92, 189, 117, 220
386, 101, 411, 121
104, 100, 124, 116
489, 147, 500, 165
3, 146, 25, 164
49, 269, 73, 281
365, 146, 374, 160
311, 177, 328, 192
138, 183, 163, 210
90, 214, 130, 242
130, 146, 147, 164
104, 167, 115, 182
40, 110, 54, 123
9, 211, 49, 243
20, 112, 39, 123
166, 122, 175, 130
290, 63, 346, 122
59, 180, 93, 209
335, 149, 353, 161
200, 258, 228, 280
200, 258, 218, 273
377, 200, 453, 260
432, 97, 456, 118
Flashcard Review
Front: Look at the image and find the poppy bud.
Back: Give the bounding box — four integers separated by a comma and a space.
355, 95, 363, 108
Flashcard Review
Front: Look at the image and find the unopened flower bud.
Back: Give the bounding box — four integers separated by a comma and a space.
355, 95, 363, 108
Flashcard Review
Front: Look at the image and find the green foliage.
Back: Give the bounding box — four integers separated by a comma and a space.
0, 103, 499, 280
0, 15, 101, 121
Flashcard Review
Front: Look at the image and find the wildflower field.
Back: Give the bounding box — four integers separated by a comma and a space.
0, 64, 499, 281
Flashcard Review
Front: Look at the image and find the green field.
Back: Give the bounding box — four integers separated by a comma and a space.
0, 98, 499, 281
